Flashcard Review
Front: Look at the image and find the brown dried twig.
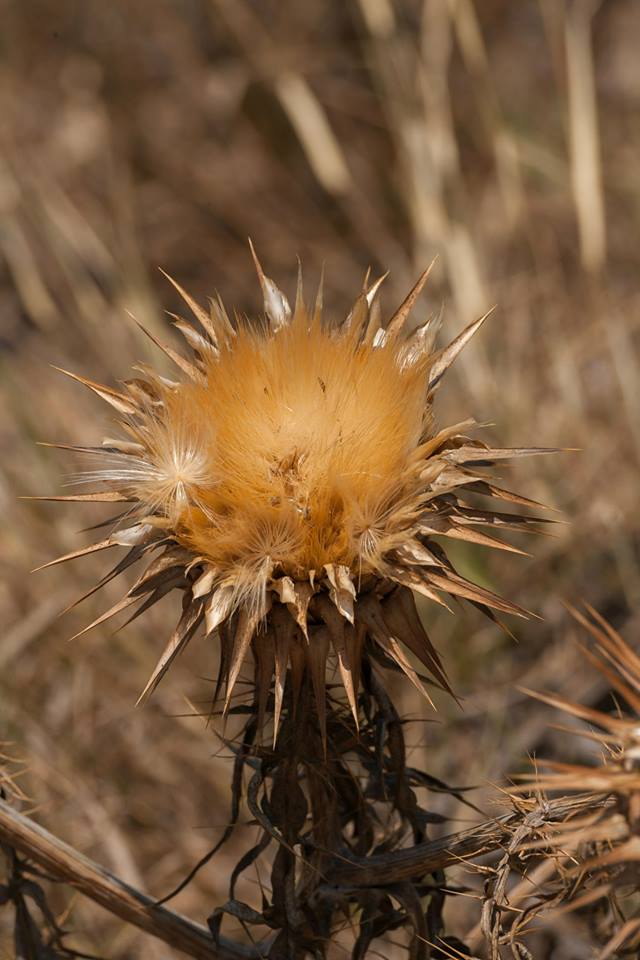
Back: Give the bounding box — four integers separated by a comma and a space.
0, 798, 254, 960
327, 793, 603, 887
0, 791, 604, 957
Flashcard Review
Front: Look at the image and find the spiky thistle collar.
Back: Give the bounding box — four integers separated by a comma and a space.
37, 249, 551, 744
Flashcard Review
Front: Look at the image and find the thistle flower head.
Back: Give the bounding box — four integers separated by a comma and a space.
41, 250, 550, 742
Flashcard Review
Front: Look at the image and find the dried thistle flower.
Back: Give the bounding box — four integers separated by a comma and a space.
38, 250, 549, 741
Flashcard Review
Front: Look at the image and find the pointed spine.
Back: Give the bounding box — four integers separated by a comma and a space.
248, 239, 291, 331
427, 309, 493, 391
384, 260, 436, 344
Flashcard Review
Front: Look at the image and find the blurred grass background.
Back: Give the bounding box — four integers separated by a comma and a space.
1, 0, 639, 956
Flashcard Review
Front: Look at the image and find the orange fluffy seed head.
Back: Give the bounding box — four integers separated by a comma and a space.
177, 312, 429, 584
43, 254, 550, 733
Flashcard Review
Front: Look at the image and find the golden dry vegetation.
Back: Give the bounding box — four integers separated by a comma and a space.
1, 1, 639, 957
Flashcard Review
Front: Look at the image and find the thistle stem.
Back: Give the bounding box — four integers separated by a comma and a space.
210, 654, 456, 959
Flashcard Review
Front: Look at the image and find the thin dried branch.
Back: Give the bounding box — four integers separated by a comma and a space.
326, 794, 603, 887
0, 798, 255, 960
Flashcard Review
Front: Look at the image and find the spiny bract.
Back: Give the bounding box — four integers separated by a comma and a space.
39, 249, 551, 742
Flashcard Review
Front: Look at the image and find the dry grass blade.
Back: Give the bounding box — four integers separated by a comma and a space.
384, 261, 436, 342
565, 0, 606, 273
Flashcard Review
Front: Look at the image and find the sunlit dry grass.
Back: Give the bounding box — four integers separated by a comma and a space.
1, 1, 639, 956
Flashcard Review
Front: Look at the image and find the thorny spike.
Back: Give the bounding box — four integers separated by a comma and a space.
23, 491, 136, 503
132, 318, 204, 382
343, 291, 369, 338
308, 625, 331, 755
288, 632, 306, 716
116, 378, 158, 410
137, 602, 203, 705
410, 419, 478, 464
293, 257, 305, 322
37, 440, 121, 455
363, 272, 388, 345
171, 315, 218, 359
395, 539, 447, 568
254, 629, 275, 735
286, 580, 314, 640
102, 438, 146, 456
387, 565, 454, 611
382, 589, 455, 699
315, 595, 359, 727
357, 594, 435, 708
32, 538, 117, 573
324, 564, 356, 623
442, 443, 561, 465
384, 259, 437, 344
271, 605, 296, 746
517, 687, 631, 735
313, 263, 324, 326
576, 641, 640, 714
420, 519, 530, 556
75, 507, 138, 535
365, 300, 382, 346
117, 582, 180, 632
127, 364, 177, 395
126, 551, 190, 599
426, 569, 531, 619
59, 542, 154, 616
378, 630, 437, 708
398, 307, 444, 368
159, 268, 219, 346
68, 593, 144, 642
467, 481, 554, 512
427, 309, 493, 391
209, 292, 236, 344
579, 602, 640, 676
333, 628, 357, 725
248, 239, 291, 331
348, 622, 366, 708
365, 271, 389, 309
223, 608, 258, 718
51, 366, 137, 416
205, 585, 235, 635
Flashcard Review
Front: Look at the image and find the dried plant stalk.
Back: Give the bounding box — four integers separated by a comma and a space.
0, 771, 603, 958
0, 795, 246, 959
28, 254, 553, 956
